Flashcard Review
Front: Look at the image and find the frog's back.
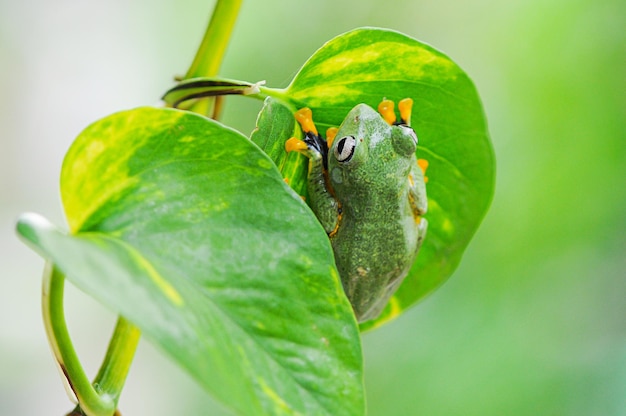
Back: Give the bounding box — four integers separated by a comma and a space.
331, 192, 423, 321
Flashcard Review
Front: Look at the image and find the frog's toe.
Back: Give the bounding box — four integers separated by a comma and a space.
285, 137, 308, 153
398, 98, 413, 126
294, 107, 319, 135
326, 127, 338, 148
377, 99, 397, 125
378, 98, 414, 126
285, 134, 327, 163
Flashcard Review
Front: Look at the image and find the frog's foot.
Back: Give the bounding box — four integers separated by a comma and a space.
285, 128, 337, 154
294, 107, 318, 136
378, 99, 397, 125
378, 98, 414, 126
285, 107, 329, 167
326, 127, 338, 148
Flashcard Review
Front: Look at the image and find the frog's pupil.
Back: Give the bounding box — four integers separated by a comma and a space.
335, 136, 356, 162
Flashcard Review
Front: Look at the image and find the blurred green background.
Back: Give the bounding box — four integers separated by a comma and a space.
1, 0, 624, 414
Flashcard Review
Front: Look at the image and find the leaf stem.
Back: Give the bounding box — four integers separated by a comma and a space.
162, 77, 295, 112
42, 264, 116, 416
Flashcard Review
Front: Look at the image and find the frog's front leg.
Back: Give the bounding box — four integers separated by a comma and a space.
285, 108, 340, 235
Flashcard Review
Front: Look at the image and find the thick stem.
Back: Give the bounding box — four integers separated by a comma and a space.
47, 3, 243, 415
44, 265, 139, 416
43, 264, 116, 416
185, 0, 242, 79
183, 0, 243, 118
92, 317, 141, 402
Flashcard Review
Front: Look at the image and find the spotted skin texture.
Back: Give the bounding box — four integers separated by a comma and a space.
288, 101, 428, 322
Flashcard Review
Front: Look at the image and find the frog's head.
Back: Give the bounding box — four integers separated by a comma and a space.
328, 103, 418, 196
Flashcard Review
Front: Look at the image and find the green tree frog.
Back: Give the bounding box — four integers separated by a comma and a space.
286, 98, 428, 322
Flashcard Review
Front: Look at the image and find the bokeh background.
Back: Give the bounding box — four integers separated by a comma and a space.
1, 0, 624, 414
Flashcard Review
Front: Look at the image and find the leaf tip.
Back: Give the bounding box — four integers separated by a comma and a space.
15, 212, 52, 243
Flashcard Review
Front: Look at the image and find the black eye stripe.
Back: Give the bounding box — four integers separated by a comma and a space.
338, 139, 346, 154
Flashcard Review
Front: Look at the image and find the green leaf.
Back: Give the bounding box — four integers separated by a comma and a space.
18, 108, 364, 415
250, 97, 309, 197
255, 28, 495, 329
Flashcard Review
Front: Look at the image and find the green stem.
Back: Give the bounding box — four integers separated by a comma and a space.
162, 77, 294, 111
185, 0, 242, 79
45, 3, 243, 414
44, 264, 140, 416
183, 0, 243, 118
92, 317, 141, 403
42, 264, 116, 416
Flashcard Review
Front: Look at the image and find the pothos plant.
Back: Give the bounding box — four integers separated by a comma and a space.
15, 1, 495, 415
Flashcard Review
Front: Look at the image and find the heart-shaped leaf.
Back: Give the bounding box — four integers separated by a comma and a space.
17, 107, 363, 415
253, 28, 495, 329
250, 97, 310, 198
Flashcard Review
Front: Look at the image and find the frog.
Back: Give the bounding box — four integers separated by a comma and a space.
285, 98, 428, 322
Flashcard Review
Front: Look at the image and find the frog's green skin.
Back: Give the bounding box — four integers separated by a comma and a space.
290, 102, 428, 322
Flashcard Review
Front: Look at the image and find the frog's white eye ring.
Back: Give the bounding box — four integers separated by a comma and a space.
334, 136, 357, 162
399, 125, 418, 145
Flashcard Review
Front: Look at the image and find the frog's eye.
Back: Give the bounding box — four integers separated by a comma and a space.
334, 135, 356, 163
399, 125, 418, 145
